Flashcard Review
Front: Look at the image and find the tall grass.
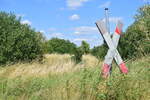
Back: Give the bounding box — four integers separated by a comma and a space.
0, 54, 149, 100
0, 54, 100, 78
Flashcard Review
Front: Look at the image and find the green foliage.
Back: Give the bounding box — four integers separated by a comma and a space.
118, 5, 150, 59
0, 12, 44, 65
72, 41, 90, 63
91, 43, 108, 60
73, 47, 84, 63
118, 25, 147, 59
80, 41, 90, 54
73, 41, 90, 63
46, 38, 77, 54
45, 38, 86, 63
0, 56, 149, 100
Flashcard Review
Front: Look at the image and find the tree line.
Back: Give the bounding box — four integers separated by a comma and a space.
0, 5, 150, 65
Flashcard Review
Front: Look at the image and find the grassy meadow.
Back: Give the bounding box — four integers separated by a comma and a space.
0, 54, 149, 100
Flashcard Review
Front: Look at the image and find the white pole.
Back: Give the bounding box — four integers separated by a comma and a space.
104, 8, 110, 34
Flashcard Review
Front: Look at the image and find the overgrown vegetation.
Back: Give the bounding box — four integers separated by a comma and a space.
0, 55, 149, 100
118, 5, 150, 59
73, 41, 90, 63
1, 5, 150, 65
0, 5, 150, 100
80, 41, 90, 54
45, 38, 77, 54
91, 43, 108, 60
0, 12, 44, 65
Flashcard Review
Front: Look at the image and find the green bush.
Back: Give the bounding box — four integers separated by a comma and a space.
73, 47, 84, 63
46, 38, 77, 54
118, 5, 150, 59
0, 12, 44, 65
91, 43, 108, 60
80, 41, 90, 54
73, 41, 90, 63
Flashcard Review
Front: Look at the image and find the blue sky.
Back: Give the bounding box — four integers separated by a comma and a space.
0, 0, 148, 48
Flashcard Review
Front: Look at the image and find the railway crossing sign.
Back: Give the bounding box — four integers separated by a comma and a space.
95, 8, 128, 78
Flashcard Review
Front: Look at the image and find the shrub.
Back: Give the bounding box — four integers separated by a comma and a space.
0, 12, 44, 65
80, 41, 90, 54
46, 38, 77, 54
118, 5, 150, 59
73, 47, 84, 63
91, 43, 108, 60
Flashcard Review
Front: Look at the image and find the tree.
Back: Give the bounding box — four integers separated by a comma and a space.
46, 38, 77, 54
0, 12, 44, 65
80, 41, 90, 54
118, 5, 150, 59
73, 47, 84, 63
91, 44, 108, 60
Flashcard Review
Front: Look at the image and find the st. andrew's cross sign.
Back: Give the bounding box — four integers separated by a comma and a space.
95, 10, 128, 77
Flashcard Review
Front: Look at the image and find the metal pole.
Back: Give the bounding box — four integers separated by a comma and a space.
104, 8, 111, 74
104, 8, 110, 34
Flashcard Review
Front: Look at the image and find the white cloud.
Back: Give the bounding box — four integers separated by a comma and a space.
69, 14, 80, 21
99, 1, 111, 8
46, 28, 64, 39
102, 17, 123, 23
50, 32, 64, 37
66, 0, 89, 9
59, 7, 65, 11
48, 28, 57, 32
74, 26, 98, 35
21, 20, 32, 25
16, 14, 25, 18
34, 0, 49, 3
142, 0, 150, 2
73, 38, 88, 42
39, 30, 45, 33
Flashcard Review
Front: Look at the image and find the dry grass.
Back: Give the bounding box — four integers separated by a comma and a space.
0, 54, 101, 78
0, 54, 149, 100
